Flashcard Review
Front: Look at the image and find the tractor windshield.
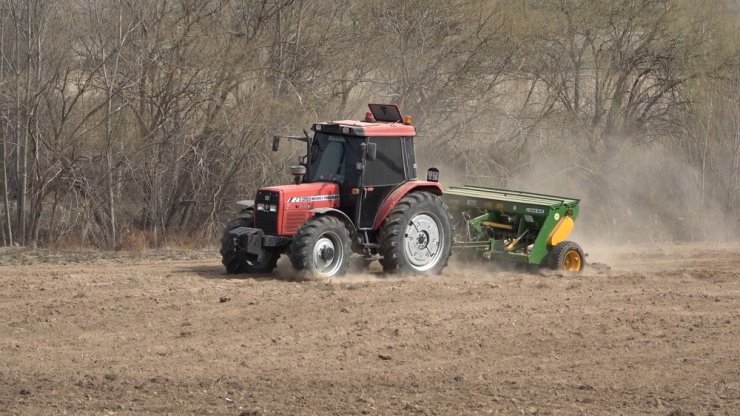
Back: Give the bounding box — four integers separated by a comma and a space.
308, 133, 361, 185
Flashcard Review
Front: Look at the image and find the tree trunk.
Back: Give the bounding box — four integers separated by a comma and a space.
0, 131, 10, 245
14, 1, 24, 245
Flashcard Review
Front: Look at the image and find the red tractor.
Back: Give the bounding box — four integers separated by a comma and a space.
221, 104, 453, 277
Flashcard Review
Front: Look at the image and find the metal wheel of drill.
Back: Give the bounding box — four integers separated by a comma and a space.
548, 241, 585, 272
220, 213, 280, 274
289, 215, 351, 278
379, 191, 453, 274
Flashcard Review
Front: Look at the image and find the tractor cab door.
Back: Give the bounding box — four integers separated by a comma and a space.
307, 133, 363, 219
357, 137, 416, 229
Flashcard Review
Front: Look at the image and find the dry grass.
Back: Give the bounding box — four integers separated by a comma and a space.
48, 232, 97, 251
119, 228, 213, 251
43, 227, 214, 252
119, 229, 150, 251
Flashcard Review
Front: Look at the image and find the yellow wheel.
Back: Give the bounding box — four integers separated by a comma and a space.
548, 241, 585, 272
562, 250, 582, 271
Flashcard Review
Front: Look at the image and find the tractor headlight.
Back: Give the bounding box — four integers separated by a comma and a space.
257, 203, 277, 212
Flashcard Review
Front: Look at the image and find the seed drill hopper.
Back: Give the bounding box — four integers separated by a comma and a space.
445, 185, 585, 271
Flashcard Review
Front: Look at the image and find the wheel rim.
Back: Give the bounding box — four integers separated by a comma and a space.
312, 232, 344, 276
563, 250, 582, 271
403, 213, 444, 272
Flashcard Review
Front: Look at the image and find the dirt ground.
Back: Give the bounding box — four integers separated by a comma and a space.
1, 242, 738, 415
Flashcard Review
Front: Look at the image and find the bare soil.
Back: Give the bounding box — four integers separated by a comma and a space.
1, 243, 739, 415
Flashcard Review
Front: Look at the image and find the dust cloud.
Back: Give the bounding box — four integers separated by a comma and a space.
417, 140, 738, 246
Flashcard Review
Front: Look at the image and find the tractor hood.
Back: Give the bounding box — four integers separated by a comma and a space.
260, 182, 341, 206
258, 182, 342, 236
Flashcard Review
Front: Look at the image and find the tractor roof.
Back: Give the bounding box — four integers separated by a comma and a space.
312, 120, 416, 137
312, 104, 416, 137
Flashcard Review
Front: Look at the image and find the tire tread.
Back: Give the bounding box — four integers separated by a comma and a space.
378, 191, 454, 275
288, 215, 351, 277
548, 240, 585, 271
220, 212, 279, 274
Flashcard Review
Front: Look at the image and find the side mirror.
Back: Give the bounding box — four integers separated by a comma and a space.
272, 135, 280, 151
367, 142, 377, 161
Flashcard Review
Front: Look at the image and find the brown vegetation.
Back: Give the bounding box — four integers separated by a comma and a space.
0, 0, 738, 248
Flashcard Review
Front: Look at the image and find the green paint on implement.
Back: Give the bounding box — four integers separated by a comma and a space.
444, 185, 581, 266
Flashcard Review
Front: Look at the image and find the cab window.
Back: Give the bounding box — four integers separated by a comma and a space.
363, 138, 405, 186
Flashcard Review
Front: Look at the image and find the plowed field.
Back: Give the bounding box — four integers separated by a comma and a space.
2, 243, 739, 415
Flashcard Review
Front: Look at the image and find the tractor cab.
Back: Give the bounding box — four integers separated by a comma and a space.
310, 107, 417, 228
278, 104, 420, 229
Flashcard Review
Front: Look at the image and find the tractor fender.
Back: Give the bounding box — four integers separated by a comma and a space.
372, 181, 443, 230
236, 199, 254, 212
309, 208, 355, 235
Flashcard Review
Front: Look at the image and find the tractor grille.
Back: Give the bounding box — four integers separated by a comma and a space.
254, 190, 279, 235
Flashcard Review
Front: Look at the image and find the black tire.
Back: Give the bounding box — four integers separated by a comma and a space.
378, 191, 453, 275
220, 212, 279, 274
548, 241, 585, 272
288, 215, 351, 278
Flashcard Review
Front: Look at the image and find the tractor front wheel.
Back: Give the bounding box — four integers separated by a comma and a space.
289, 215, 351, 278
220, 213, 280, 274
548, 241, 585, 272
378, 191, 453, 275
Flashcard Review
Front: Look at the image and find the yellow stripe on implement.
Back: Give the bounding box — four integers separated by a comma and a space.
482, 221, 513, 230
548, 216, 574, 246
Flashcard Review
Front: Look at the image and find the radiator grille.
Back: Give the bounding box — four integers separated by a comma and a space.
254, 190, 279, 235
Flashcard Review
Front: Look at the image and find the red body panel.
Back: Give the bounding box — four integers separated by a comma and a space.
371, 181, 443, 230
261, 182, 341, 236
317, 120, 416, 137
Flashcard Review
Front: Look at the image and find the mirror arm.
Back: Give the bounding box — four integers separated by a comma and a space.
271, 133, 309, 152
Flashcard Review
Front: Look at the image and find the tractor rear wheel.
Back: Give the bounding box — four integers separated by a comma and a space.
288, 215, 351, 278
220, 212, 280, 274
378, 191, 453, 275
548, 241, 585, 272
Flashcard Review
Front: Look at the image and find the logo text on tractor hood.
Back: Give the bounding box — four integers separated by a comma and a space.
288, 194, 340, 203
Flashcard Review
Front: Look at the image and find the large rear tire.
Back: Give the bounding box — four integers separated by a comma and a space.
378, 191, 453, 275
288, 215, 351, 278
548, 241, 585, 272
220, 212, 280, 274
